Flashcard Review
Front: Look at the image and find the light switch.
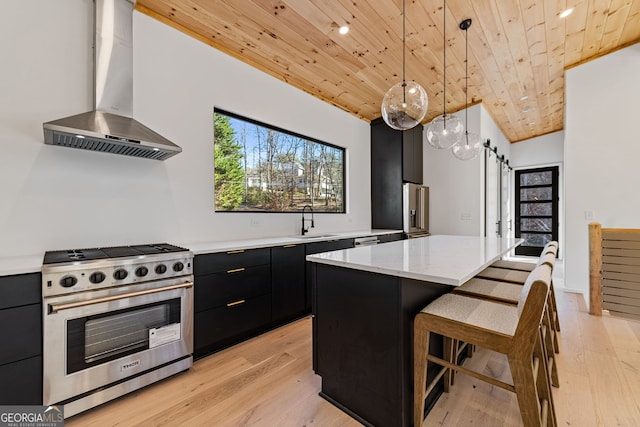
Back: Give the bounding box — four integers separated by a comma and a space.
584, 211, 594, 220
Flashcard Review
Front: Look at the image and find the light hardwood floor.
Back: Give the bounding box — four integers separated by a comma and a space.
66, 288, 640, 427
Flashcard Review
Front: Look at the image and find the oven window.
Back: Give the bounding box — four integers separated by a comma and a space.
67, 298, 181, 374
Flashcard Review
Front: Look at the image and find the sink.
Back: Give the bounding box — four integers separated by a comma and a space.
294, 234, 336, 239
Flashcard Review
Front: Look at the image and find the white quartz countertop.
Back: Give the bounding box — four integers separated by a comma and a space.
306, 234, 522, 286
182, 229, 402, 255
0, 254, 44, 276
0, 229, 402, 276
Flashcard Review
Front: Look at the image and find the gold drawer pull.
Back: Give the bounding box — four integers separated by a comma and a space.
227, 267, 245, 274
227, 299, 246, 307
227, 249, 245, 254
283, 244, 297, 248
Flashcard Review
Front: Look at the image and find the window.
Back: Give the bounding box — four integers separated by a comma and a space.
214, 108, 346, 213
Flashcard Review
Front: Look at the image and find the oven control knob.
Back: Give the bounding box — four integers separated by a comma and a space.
113, 269, 128, 280
60, 275, 78, 288
155, 264, 167, 275
135, 266, 149, 277
173, 262, 184, 272
89, 272, 106, 284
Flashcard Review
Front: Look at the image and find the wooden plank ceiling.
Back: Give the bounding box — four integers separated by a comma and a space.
137, 0, 640, 143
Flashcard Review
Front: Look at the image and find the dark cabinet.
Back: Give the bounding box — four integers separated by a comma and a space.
194, 265, 271, 313
305, 238, 354, 255
305, 238, 354, 311
0, 304, 41, 365
193, 248, 272, 358
194, 295, 271, 353
312, 264, 452, 427
371, 118, 423, 229
378, 232, 404, 244
194, 248, 270, 276
0, 273, 42, 405
271, 244, 306, 323
0, 273, 41, 309
371, 119, 403, 230
193, 235, 391, 360
0, 356, 43, 405
402, 124, 424, 184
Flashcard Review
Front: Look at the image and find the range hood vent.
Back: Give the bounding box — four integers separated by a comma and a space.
44, 111, 179, 160
43, 0, 181, 160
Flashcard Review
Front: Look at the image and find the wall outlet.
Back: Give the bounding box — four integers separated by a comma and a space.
460, 212, 472, 221
584, 210, 594, 220
250, 219, 260, 227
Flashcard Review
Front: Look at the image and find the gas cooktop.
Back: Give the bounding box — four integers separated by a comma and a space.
43, 243, 189, 265
42, 243, 193, 297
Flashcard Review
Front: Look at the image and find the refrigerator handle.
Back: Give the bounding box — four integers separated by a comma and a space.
418, 187, 425, 230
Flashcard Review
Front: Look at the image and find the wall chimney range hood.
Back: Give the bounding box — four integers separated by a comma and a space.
43, 0, 181, 160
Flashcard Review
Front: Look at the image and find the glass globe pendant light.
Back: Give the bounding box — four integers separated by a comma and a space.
426, 0, 464, 149
452, 129, 483, 160
381, 0, 428, 131
452, 18, 483, 161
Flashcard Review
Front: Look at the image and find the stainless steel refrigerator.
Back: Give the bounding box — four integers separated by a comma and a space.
403, 183, 430, 238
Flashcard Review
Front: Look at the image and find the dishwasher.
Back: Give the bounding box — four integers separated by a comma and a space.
354, 236, 380, 246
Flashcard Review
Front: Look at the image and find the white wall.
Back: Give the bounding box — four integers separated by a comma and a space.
565, 42, 640, 299
423, 104, 484, 235
480, 106, 511, 156
0, 0, 371, 258
510, 131, 564, 167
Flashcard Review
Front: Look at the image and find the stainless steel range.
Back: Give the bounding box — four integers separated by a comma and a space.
42, 244, 194, 418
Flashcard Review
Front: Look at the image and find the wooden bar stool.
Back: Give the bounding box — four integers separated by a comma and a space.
491, 241, 558, 272
446, 246, 558, 384
477, 243, 560, 333
460, 252, 560, 353
414, 264, 556, 427
453, 253, 559, 387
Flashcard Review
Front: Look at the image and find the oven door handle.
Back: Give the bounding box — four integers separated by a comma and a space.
47, 282, 193, 314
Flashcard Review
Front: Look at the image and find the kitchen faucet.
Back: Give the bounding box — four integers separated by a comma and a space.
301, 205, 315, 235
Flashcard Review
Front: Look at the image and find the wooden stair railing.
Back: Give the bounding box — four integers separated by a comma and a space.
589, 222, 640, 320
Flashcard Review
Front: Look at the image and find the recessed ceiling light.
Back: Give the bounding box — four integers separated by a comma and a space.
560, 8, 574, 18
339, 26, 349, 35
520, 95, 528, 101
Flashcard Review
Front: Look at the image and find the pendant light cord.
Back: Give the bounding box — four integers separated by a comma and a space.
402, 0, 406, 102
464, 21, 469, 145
443, 0, 446, 120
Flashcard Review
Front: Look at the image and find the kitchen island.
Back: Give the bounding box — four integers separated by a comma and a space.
306, 235, 521, 427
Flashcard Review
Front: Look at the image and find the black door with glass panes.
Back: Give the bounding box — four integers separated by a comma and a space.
515, 166, 559, 256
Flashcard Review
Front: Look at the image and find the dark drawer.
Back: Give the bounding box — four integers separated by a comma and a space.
194, 294, 271, 353
306, 238, 354, 255
0, 273, 41, 309
0, 355, 42, 405
378, 233, 404, 243
0, 304, 42, 365
194, 247, 270, 276
195, 264, 271, 312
